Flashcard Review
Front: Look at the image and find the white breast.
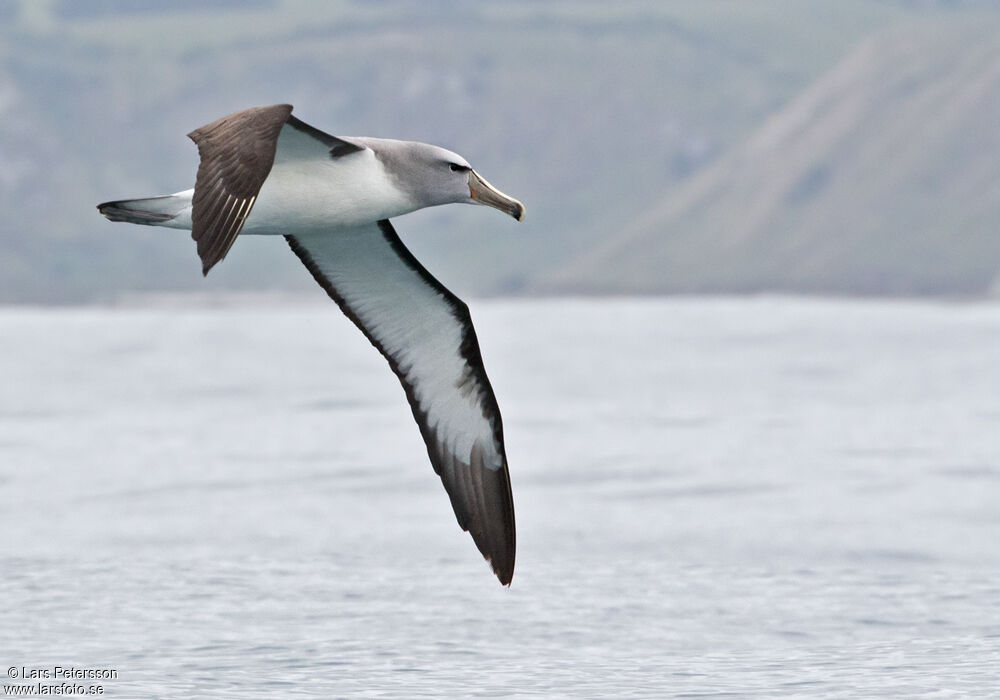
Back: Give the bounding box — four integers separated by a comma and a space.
244, 146, 416, 235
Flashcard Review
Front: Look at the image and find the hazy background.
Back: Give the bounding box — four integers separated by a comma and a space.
2, 0, 999, 303
5, 4, 1000, 696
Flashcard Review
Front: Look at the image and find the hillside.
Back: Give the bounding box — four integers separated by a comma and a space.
0, 0, 935, 302
539, 17, 1000, 296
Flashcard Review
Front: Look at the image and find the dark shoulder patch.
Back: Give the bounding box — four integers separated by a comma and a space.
286, 115, 364, 159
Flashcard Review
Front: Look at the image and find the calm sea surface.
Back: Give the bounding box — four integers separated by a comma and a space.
1, 297, 999, 698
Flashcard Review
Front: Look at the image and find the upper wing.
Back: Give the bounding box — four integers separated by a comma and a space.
286, 221, 516, 585
187, 104, 363, 274
187, 104, 291, 274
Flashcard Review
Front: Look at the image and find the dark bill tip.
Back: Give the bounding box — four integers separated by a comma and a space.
469, 170, 525, 222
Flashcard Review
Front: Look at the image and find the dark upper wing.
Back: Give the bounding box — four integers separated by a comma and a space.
285, 221, 516, 585
187, 104, 364, 274
187, 104, 292, 274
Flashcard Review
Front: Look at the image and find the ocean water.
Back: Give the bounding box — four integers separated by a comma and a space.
1, 297, 999, 698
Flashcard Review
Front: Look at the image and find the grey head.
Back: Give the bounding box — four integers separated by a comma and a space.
360, 138, 526, 221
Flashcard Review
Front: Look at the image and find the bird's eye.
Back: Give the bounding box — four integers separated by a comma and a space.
449, 163, 467, 172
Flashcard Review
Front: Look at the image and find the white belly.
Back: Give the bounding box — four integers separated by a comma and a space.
243, 149, 416, 235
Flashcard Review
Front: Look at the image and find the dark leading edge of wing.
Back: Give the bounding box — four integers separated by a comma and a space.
285, 222, 516, 585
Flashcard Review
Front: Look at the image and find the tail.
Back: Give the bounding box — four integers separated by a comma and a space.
97, 190, 192, 228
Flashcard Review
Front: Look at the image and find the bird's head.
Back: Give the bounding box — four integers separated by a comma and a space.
379, 141, 525, 222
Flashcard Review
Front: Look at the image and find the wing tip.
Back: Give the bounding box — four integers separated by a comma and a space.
194, 234, 221, 276
492, 557, 515, 586
447, 446, 516, 587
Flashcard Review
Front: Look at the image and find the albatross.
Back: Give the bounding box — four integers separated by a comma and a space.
97, 104, 523, 585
